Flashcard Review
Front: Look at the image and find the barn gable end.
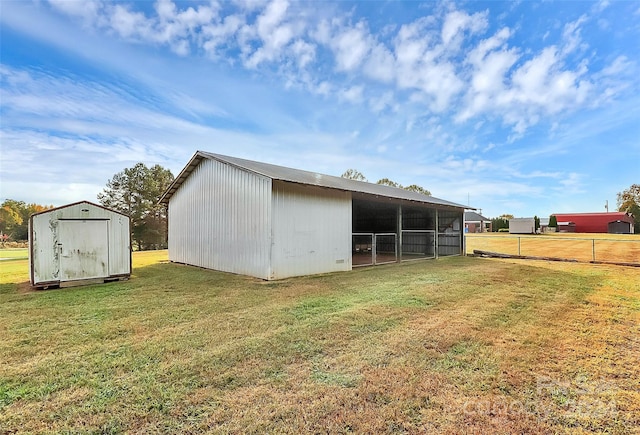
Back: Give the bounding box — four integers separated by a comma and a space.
168, 157, 273, 280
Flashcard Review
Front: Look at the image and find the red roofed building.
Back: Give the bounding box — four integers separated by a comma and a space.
552, 212, 635, 234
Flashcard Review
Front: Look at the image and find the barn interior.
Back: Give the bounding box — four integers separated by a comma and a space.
351, 195, 463, 266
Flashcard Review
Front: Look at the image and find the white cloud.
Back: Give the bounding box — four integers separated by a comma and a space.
108, 4, 152, 40
202, 14, 245, 57
338, 85, 364, 103
369, 91, 396, 113
592, 0, 610, 14
290, 39, 316, 68
393, 16, 464, 112
600, 55, 633, 76
441, 9, 488, 49
25, 0, 638, 138
48, 0, 102, 23
561, 14, 588, 55
331, 21, 372, 72
457, 27, 518, 122
243, 0, 296, 67
363, 43, 395, 82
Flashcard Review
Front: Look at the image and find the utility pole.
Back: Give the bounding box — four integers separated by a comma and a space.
605, 200, 609, 212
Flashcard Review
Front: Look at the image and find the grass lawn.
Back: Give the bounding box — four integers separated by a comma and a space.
0, 248, 28, 261
1, 251, 639, 433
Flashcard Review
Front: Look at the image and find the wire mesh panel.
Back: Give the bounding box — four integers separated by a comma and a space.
375, 233, 397, 264
402, 230, 435, 261
352, 233, 373, 266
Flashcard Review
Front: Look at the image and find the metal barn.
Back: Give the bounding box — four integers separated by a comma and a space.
160, 151, 468, 280
553, 212, 634, 234
29, 201, 131, 288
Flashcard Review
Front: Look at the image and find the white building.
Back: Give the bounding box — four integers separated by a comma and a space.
29, 201, 131, 288
509, 217, 536, 234
160, 151, 469, 280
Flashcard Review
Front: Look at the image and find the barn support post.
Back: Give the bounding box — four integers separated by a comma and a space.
435, 209, 439, 259
397, 205, 402, 263
462, 211, 466, 256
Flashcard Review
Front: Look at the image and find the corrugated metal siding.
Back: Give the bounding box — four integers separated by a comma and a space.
168, 158, 272, 279
270, 181, 352, 279
30, 201, 131, 285
509, 218, 535, 234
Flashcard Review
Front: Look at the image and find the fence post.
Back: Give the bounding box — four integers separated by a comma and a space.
518, 237, 521, 256
592, 239, 595, 262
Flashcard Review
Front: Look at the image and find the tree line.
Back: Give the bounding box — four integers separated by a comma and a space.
341, 169, 431, 196
0, 201, 54, 242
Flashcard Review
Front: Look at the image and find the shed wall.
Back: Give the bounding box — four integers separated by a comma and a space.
168, 158, 272, 279
30, 202, 131, 285
509, 218, 535, 234
270, 181, 352, 279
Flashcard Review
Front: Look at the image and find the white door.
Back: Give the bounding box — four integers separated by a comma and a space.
58, 220, 109, 281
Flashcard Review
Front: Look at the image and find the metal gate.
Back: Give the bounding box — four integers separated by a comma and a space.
352, 233, 397, 267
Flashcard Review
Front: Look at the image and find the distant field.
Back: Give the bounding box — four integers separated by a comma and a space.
466, 233, 640, 264
0, 248, 28, 261
1, 250, 639, 433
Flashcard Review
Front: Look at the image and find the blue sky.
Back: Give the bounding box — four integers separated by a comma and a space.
1, 0, 639, 218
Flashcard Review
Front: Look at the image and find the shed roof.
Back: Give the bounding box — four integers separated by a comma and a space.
29, 200, 129, 218
160, 151, 470, 209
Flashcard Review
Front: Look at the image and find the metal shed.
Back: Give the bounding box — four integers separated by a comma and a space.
509, 218, 536, 234
160, 151, 469, 280
29, 201, 131, 288
608, 220, 633, 234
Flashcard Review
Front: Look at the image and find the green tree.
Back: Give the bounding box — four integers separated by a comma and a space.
377, 179, 432, 196
0, 200, 53, 241
617, 183, 640, 233
534, 215, 540, 232
0, 203, 22, 240
549, 215, 557, 228
404, 184, 432, 196
98, 163, 174, 250
341, 169, 367, 182
491, 217, 509, 232
341, 170, 431, 195
376, 178, 401, 188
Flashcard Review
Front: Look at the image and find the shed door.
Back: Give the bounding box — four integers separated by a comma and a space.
58, 220, 109, 281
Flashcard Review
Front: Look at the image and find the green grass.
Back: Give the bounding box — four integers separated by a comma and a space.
1, 251, 639, 433
0, 248, 28, 260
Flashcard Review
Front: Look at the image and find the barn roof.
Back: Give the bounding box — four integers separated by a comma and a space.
160, 151, 470, 209
553, 212, 633, 218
